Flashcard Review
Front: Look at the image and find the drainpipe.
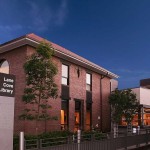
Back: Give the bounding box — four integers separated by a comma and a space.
100, 72, 108, 132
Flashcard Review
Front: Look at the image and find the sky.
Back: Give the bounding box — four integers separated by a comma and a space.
0, 0, 150, 89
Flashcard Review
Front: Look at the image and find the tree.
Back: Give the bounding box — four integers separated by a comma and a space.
109, 89, 139, 135
20, 42, 58, 133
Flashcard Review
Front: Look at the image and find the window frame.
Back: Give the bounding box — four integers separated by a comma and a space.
86, 102, 92, 130
86, 73, 92, 91
61, 99, 69, 130
62, 64, 69, 85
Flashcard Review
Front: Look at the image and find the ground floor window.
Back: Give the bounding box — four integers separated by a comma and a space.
120, 107, 150, 127
142, 108, 150, 126
74, 100, 83, 131
61, 100, 69, 130
120, 114, 139, 126
143, 113, 150, 125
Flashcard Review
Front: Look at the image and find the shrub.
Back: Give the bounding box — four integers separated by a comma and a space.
13, 135, 19, 150
13, 130, 73, 149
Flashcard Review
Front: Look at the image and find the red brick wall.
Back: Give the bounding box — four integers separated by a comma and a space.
0, 45, 111, 134
24, 46, 62, 134
69, 64, 86, 131
92, 73, 101, 129
0, 46, 27, 134
101, 77, 111, 132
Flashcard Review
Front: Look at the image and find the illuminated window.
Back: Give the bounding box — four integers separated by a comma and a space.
143, 108, 150, 126
61, 100, 69, 130
0, 60, 9, 74
86, 73, 92, 91
62, 64, 69, 85
74, 101, 82, 131
120, 114, 139, 126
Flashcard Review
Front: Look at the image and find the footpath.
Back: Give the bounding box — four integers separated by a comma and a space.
133, 145, 150, 150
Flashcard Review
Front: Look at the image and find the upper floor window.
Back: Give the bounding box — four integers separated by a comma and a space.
62, 64, 69, 85
0, 60, 9, 74
86, 73, 92, 91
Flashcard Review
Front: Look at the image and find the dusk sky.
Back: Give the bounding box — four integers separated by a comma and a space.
0, 0, 150, 89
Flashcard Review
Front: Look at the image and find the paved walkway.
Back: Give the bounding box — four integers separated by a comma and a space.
133, 145, 150, 150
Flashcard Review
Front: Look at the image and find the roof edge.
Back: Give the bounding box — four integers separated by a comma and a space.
0, 33, 119, 79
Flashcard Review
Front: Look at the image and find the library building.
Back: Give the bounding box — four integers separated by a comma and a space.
0, 34, 118, 134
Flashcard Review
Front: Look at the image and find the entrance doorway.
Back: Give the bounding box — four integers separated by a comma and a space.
74, 100, 83, 131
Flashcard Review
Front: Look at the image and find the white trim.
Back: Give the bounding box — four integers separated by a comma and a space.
25, 37, 39, 44
0, 37, 119, 78
0, 38, 26, 48
55, 48, 118, 78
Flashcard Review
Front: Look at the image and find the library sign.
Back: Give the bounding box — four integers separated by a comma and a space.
0, 73, 15, 97
0, 73, 15, 150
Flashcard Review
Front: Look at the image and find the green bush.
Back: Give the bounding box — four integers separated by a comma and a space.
94, 132, 107, 140
38, 130, 72, 139
13, 130, 73, 149
13, 135, 19, 150
13, 130, 107, 150
74, 130, 107, 141
38, 131, 73, 147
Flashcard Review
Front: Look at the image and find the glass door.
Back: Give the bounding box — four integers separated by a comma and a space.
74, 100, 83, 131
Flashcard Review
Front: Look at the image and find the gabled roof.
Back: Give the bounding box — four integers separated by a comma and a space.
0, 33, 119, 79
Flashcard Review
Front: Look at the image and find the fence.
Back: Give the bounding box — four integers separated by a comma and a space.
18, 129, 150, 150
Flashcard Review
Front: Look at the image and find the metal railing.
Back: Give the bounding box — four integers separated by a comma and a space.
17, 128, 150, 150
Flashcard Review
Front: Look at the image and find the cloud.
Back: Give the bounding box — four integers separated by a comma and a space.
0, 0, 69, 42
26, 1, 52, 31
0, 0, 68, 36
26, 0, 68, 31
0, 25, 23, 43
0, 25, 22, 31
54, 0, 68, 25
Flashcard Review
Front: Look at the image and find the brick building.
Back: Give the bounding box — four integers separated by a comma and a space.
0, 34, 118, 134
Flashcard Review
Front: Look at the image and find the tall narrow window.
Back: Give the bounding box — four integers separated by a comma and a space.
74, 100, 84, 131
74, 101, 81, 131
86, 73, 91, 91
62, 64, 69, 85
86, 103, 92, 130
0, 60, 9, 74
61, 100, 69, 130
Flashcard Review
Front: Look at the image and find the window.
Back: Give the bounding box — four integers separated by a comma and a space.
61, 100, 69, 130
74, 100, 83, 131
86, 103, 92, 130
120, 114, 139, 126
86, 73, 91, 91
0, 60, 9, 74
62, 64, 69, 85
